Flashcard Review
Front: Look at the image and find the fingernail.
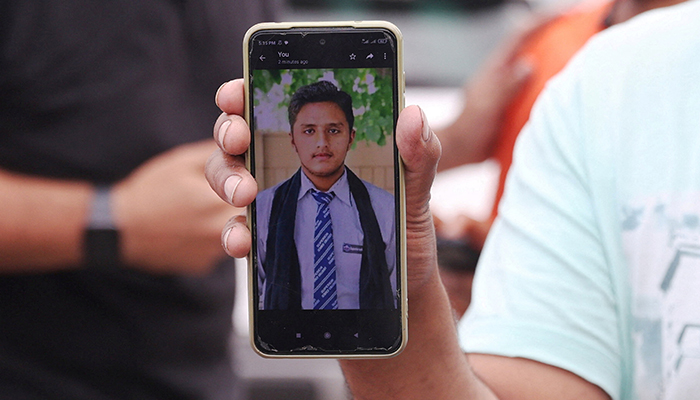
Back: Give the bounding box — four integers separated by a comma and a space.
215, 81, 229, 109
224, 174, 242, 205
222, 227, 233, 254
218, 120, 231, 146
420, 107, 432, 142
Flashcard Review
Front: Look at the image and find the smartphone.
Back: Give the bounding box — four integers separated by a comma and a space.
243, 21, 406, 358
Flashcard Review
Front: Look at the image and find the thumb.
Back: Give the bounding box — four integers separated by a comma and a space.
396, 105, 442, 288
397, 105, 442, 215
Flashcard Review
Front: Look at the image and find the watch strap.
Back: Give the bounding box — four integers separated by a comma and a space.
84, 186, 120, 268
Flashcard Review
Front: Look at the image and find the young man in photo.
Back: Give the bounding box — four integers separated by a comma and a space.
255, 80, 396, 310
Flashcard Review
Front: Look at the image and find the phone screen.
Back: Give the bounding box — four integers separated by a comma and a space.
244, 22, 405, 357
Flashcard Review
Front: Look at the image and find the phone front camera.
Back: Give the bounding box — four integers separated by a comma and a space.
319, 39, 326, 45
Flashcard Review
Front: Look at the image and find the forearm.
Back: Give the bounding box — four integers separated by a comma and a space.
435, 105, 499, 172
340, 273, 497, 400
436, 127, 483, 172
0, 169, 92, 272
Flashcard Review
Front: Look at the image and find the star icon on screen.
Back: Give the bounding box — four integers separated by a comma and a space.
349, 53, 356, 60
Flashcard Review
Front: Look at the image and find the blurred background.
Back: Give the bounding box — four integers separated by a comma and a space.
233, 0, 580, 398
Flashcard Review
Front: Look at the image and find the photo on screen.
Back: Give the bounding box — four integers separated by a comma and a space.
252, 67, 398, 311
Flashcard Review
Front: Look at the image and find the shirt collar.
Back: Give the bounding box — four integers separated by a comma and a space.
298, 167, 353, 207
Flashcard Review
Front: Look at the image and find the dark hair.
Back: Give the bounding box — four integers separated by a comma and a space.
288, 80, 354, 131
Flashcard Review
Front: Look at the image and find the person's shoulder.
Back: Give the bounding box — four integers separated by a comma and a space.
578, 1, 700, 66
359, 178, 394, 201
256, 178, 290, 210
356, 178, 395, 226
257, 182, 279, 200
611, 0, 698, 36
544, 0, 700, 103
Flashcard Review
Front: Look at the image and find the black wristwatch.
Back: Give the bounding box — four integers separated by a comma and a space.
84, 186, 120, 269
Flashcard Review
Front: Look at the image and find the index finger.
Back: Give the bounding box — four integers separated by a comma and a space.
215, 79, 245, 115
213, 78, 250, 156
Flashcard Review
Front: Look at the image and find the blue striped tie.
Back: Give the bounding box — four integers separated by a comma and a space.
311, 190, 338, 310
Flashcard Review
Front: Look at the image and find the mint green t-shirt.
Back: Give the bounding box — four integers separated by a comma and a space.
458, 2, 700, 399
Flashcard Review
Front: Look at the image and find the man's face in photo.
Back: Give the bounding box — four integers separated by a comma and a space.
291, 101, 355, 188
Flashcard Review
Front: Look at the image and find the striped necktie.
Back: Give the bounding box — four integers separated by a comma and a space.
311, 190, 338, 310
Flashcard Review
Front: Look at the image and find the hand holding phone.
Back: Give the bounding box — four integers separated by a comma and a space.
244, 21, 406, 358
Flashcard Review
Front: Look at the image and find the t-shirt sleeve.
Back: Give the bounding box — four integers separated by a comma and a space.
457, 53, 622, 399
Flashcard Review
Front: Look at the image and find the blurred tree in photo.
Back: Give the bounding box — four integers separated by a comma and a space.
253, 68, 395, 146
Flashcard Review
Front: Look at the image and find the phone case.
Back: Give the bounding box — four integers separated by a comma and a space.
243, 21, 406, 358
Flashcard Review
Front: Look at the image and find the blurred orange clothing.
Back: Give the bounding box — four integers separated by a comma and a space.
490, 0, 614, 218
